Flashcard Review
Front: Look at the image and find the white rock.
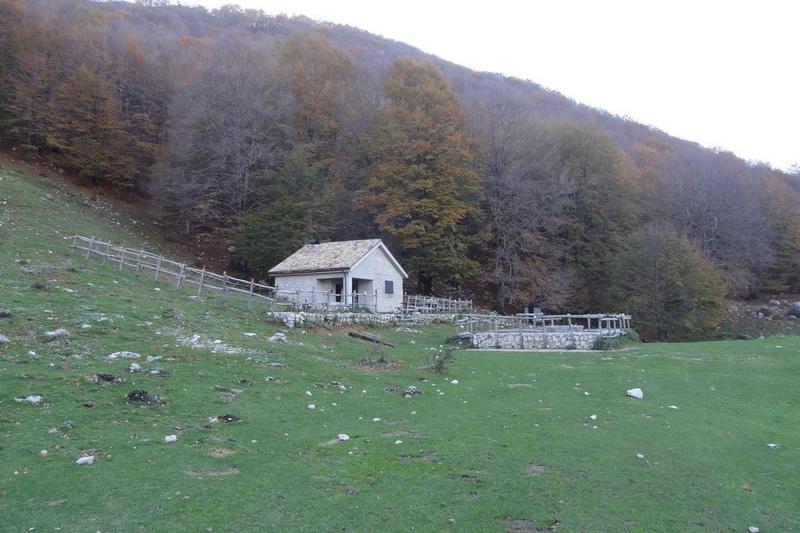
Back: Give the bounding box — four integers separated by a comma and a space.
23, 395, 42, 404
48, 428, 58, 434
164, 435, 177, 443
627, 388, 644, 399
153, 288, 160, 291
80, 323, 91, 330
242, 332, 257, 337
590, 414, 597, 420
208, 416, 219, 424
108, 351, 142, 360
372, 417, 381, 422
128, 362, 142, 372
394, 440, 403, 445
748, 527, 760, 533
268, 332, 287, 343
305, 391, 312, 396
307, 403, 316, 410
668, 405, 679, 410
75, 456, 94, 465
27, 351, 36, 356
145, 355, 162, 363
767, 443, 779, 449
0, 334, 9, 344
43, 328, 70, 341
336, 433, 350, 442
39, 450, 48, 456
636, 453, 645, 459
450, 379, 459, 384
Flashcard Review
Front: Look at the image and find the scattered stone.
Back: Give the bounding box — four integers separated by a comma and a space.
404, 386, 423, 398
337, 433, 350, 442
268, 332, 287, 343
330, 381, 348, 391
394, 440, 403, 445
636, 453, 645, 459
395, 327, 421, 333
785, 302, 800, 318
75, 456, 94, 465
126, 390, 163, 406
307, 403, 316, 410
83, 400, 95, 408
17, 395, 43, 404
242, 332, 257, 337
590, 414, 597, 420
39, 450, 48, 457
767, 443, 779, 449
627, 388, 644, 399
145, 355, 162, 363
109, 351, 142, 360
450, 379, 459, 384
128, 362, 142, 373
79, 323, 91, 330
748, 527, 760, 533
164, 435, 177, 443
42, 328, 70, 342
0, 334, 8, 344
0, 309, 11, 318
148, 367, 168, 377
217, 414, 241, 424
48, 428, 58, 434
667, 405, 679, 410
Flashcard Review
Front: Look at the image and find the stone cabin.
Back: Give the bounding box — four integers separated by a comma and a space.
268, 239, 408, 313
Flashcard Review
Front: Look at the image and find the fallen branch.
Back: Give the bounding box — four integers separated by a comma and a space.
348, 331, 394, 347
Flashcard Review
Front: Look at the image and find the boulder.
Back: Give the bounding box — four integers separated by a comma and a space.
268, 332, 287, 343
626, 388, 644, 399
75, 456, 95, 465
108, 351, 142, 360
784, 302, 800, 318
0, 308, 12, 318
42, 328, 70, 342
0, 333, 8, 344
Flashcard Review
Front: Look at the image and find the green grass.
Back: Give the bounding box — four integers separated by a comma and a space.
1, 162, 799, 532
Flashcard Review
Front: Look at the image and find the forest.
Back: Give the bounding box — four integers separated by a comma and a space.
1, 0, 799, 338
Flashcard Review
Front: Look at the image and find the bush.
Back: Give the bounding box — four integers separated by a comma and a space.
426, 345, 455, 373
592, 331, 640, 350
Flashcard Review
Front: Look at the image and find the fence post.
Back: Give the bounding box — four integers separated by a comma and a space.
197, 266, 206, 295
222, 271, 228, 297
248, 278, 255, 310
136, 248, 143, 270
71, 235, 78, 253
374, 289, 378, 312
86, 236, 94, 259
155, 256, 162, 281
118, 247, 126, 271
176, 263, 184, 288
493, 317, 499, 349
326, 291, 330, 310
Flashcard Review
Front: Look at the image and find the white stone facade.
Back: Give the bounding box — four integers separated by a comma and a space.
472, 330, 621, 350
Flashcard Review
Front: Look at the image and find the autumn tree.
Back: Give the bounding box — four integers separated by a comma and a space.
362, 58, 482, 292
609, 224, 726, 340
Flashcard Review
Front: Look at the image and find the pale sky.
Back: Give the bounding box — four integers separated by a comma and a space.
190, 0, 798, 171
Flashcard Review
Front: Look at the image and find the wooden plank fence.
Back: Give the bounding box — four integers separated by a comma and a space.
402, 294, 472, 314
70, 235, 285, 310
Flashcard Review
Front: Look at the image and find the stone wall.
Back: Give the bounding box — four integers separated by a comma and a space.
471, 329, 620, 350
266, 311, 460, 329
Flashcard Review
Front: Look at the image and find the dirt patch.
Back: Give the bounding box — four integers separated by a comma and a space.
526, 464, 549, 476
381, 430, 425, 439
126, 390, 163, 406
184, 466, 239, 477
503, 518, 553, 533
356, 361, 401, 372
459, 473, 481, 485
208, 448, 235, 457
216, 414, 241, 424
93, 373, 122, 384
337, 486, 360, 496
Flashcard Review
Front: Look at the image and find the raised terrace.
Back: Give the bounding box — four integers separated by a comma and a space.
467, 313, 632, 350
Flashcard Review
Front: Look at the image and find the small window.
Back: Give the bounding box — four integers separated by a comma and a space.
384, 280, 394, 295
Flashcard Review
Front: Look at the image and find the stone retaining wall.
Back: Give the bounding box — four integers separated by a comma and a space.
472, 329, 622, 350
266, 311, 460, 329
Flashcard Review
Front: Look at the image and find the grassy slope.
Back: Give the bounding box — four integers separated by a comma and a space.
1, 162, 798, 532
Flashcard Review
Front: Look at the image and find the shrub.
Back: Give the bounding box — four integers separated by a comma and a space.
592, 331, 640, 350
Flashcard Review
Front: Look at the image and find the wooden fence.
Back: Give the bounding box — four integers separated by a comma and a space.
70, 235, 287, 309
464, 312, 633, 336
402, 294, 472, 314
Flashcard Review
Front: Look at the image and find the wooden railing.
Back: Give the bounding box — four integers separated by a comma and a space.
70, 235, 286, 308
402, 294, 472, 314
464, 312, 633, 336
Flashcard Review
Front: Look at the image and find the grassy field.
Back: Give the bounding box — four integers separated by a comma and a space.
1, 162, 799, 532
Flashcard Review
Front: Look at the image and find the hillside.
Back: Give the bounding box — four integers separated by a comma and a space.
2, 0, 799, 334
2, 162, 799, 531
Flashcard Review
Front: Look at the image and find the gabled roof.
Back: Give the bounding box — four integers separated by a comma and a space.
268, 239, 407, 278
